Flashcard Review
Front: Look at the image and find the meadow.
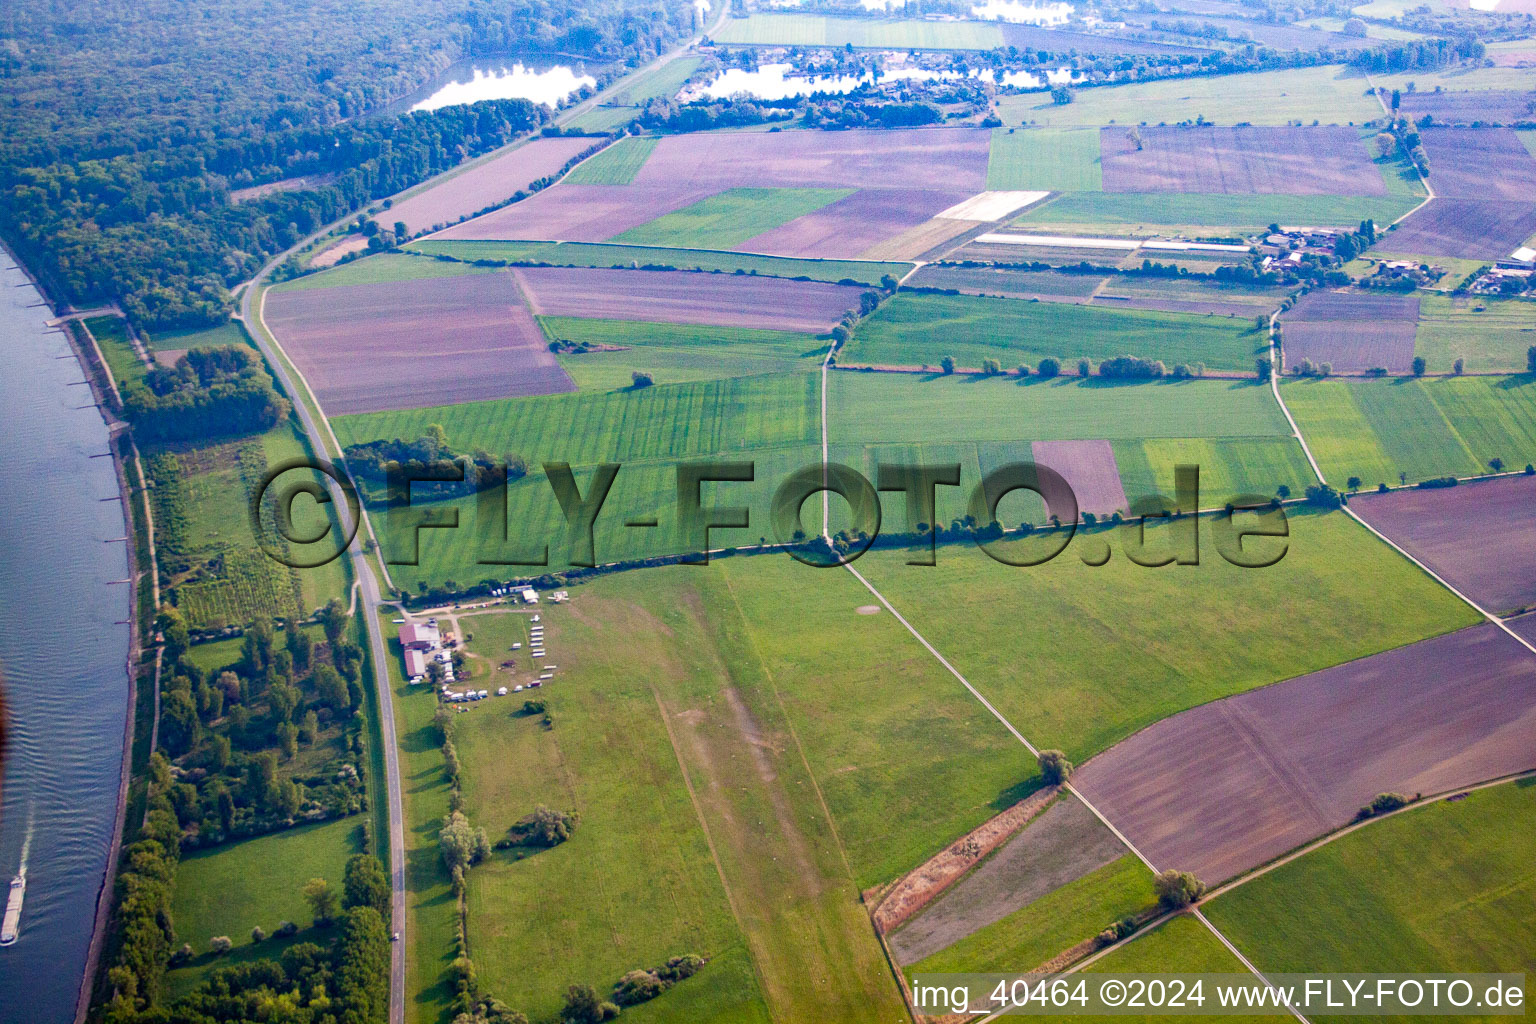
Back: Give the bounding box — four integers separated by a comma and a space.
86, 315, 147, 390
449, 566, 971, 1022
849, 510, 1477, 760
614, 187, 853, 249
167, 817, 365, 994
987, 127, 1103, 192
845, 292, 1268, 372
540, 316, 826, 390
998, 66, 1382, 127
1281, 375, 1536, 488
275, 252, 492, 292
407, 238, 911, 285
1205, 780, 1536, 996
1412, 294, 1536, 374
563, 136, 659, 185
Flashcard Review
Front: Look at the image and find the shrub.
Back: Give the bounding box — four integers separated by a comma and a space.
1037, 357, 1061, 379
507, 805, 579, 848
210, 936, 233, 954
981, 357, 1002, 376
1416, 476, 1458, 489
1378, 482, 1390, 493
1016, 363, 1031, 377
1412, 355, 1427, 376
1076, 357, 1092, 377
1453, 357, 1464, 375
1356, 792, 1410, 820
1346, 476, 1361, 492
520, 699, 547, 716
1153, 870, 1205, 910
274, 920, 298, 938
1366, 366, 1388, 376
1037, 749, 1073, 785
614, 969, 667, 1006
940, 355, 955, 375
170, 943, 194, 967
630, 371, 654, 389
250, 926, 266, 943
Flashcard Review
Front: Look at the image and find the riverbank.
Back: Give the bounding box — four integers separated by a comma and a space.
0, 241, 144, 1024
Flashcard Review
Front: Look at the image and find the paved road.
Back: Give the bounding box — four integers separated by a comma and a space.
236, 276, 409, 1024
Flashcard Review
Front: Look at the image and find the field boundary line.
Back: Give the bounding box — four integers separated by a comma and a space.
821, 344, 1310, 1024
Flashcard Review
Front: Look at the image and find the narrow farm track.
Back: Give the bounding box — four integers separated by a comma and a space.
816, 357, 1312, 1024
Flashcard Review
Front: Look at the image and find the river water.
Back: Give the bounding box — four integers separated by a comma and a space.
0, 250, 131, 1022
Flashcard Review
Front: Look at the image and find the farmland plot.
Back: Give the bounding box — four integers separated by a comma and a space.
740, 188, 974, 258
630, 127, 992, 191
1279, 291, 1420, 373
1031, 440, 1129, 517
1072, 622, 1536, 883
434, 183, 715, 242
1099, 126, 1388, 196
890, 797, 1132, 965
906, 264, 1106, 302
387, 135, 593, 234
613, 186, 854, 250
263, 271, 572, 415
1413, 293, 1536, 373
1352, 474, 1536, 615
1398, 89, 1536, 124
511, 266, 866, 332
1416, 127, 1536, 201
1378, 198, 1536, 260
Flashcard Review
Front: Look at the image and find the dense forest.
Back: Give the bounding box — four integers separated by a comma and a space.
0, 0, 697, 326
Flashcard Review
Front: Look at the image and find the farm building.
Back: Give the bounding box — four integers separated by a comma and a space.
399, 622, 441, 650
404, 649, 427, 680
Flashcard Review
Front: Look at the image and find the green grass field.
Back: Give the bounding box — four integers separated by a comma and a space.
845, 292, 1268, 372
614, 187, 853, 249
849, 510, 1476, 760
85, 315, 147, 390
1373, 65, 1536, 94
610, 55, 703, 105
563, 136, 658, 185
453, 565, 961, 1022
829, 373, 1293, 446
1282, 375, 1536, 488
908, 855, 1155, 976
998, 66, 1382, 126
144, 321, 254, 353
407, 238, 911, 285
1013, 192, 1420, 234
563, 104, 641, 133
272, 252, 492, 292
1206, 780, 1536, 1001
540, 316, 826, 390
1413, 295, 1536, 374
715, 13, 1005, 49
987, 127, 1103, 191
167, 817, 365, 993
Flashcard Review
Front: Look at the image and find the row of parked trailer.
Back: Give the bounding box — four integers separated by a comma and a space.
443, 612, 556, 703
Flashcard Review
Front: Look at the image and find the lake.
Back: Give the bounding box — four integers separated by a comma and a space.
388, 58, 599, 114
0, 248, 131, 1023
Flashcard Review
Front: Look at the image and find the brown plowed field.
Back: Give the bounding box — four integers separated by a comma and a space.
738, 188, 971, 258
1032, 439, 1129, 517
1376, 199, 1536, 259
264, 271, 572, 415
1073, 622, 1536, 884
1353, 475, 1536, 614
631, 127, 992, 190
1282, 321, 1416, 374
389, 136, 594, 235
434, 184, 714, 242
1399, 90, 1536, 124
1280, 291, 1419, 372
1417, 128, 1536, 200
510, 266, 864, 332
1283, 290, 1419, 321
889, 797, 1127, 965
1100, 126, 1387, 196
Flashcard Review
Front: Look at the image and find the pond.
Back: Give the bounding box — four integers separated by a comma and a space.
388, 58, 598, 114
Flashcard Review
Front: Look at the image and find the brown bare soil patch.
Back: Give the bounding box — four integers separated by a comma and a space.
264, 270, 573, 415
860, 218, 978, 261
1377, 199, 1536, 260
510, 266, 865, 332
1100, 126, 1387, 196
1353, 475, 1536, 615
889, 796, 1127, 965
740, 188, 971, 259
1031, 440, 1129, 518
856, 605, 881, 615
390, 136, 593, 235
1073, 622, 1536, 884
309, 235, 370, 268
633, 127, 992, 190
436, 184, 715, 242
872, 785, 1057, 936
1417, 128, 1536, 200
1399, 90, 1536, 124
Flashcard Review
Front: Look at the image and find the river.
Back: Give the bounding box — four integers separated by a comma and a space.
0, 250, 131, 1023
